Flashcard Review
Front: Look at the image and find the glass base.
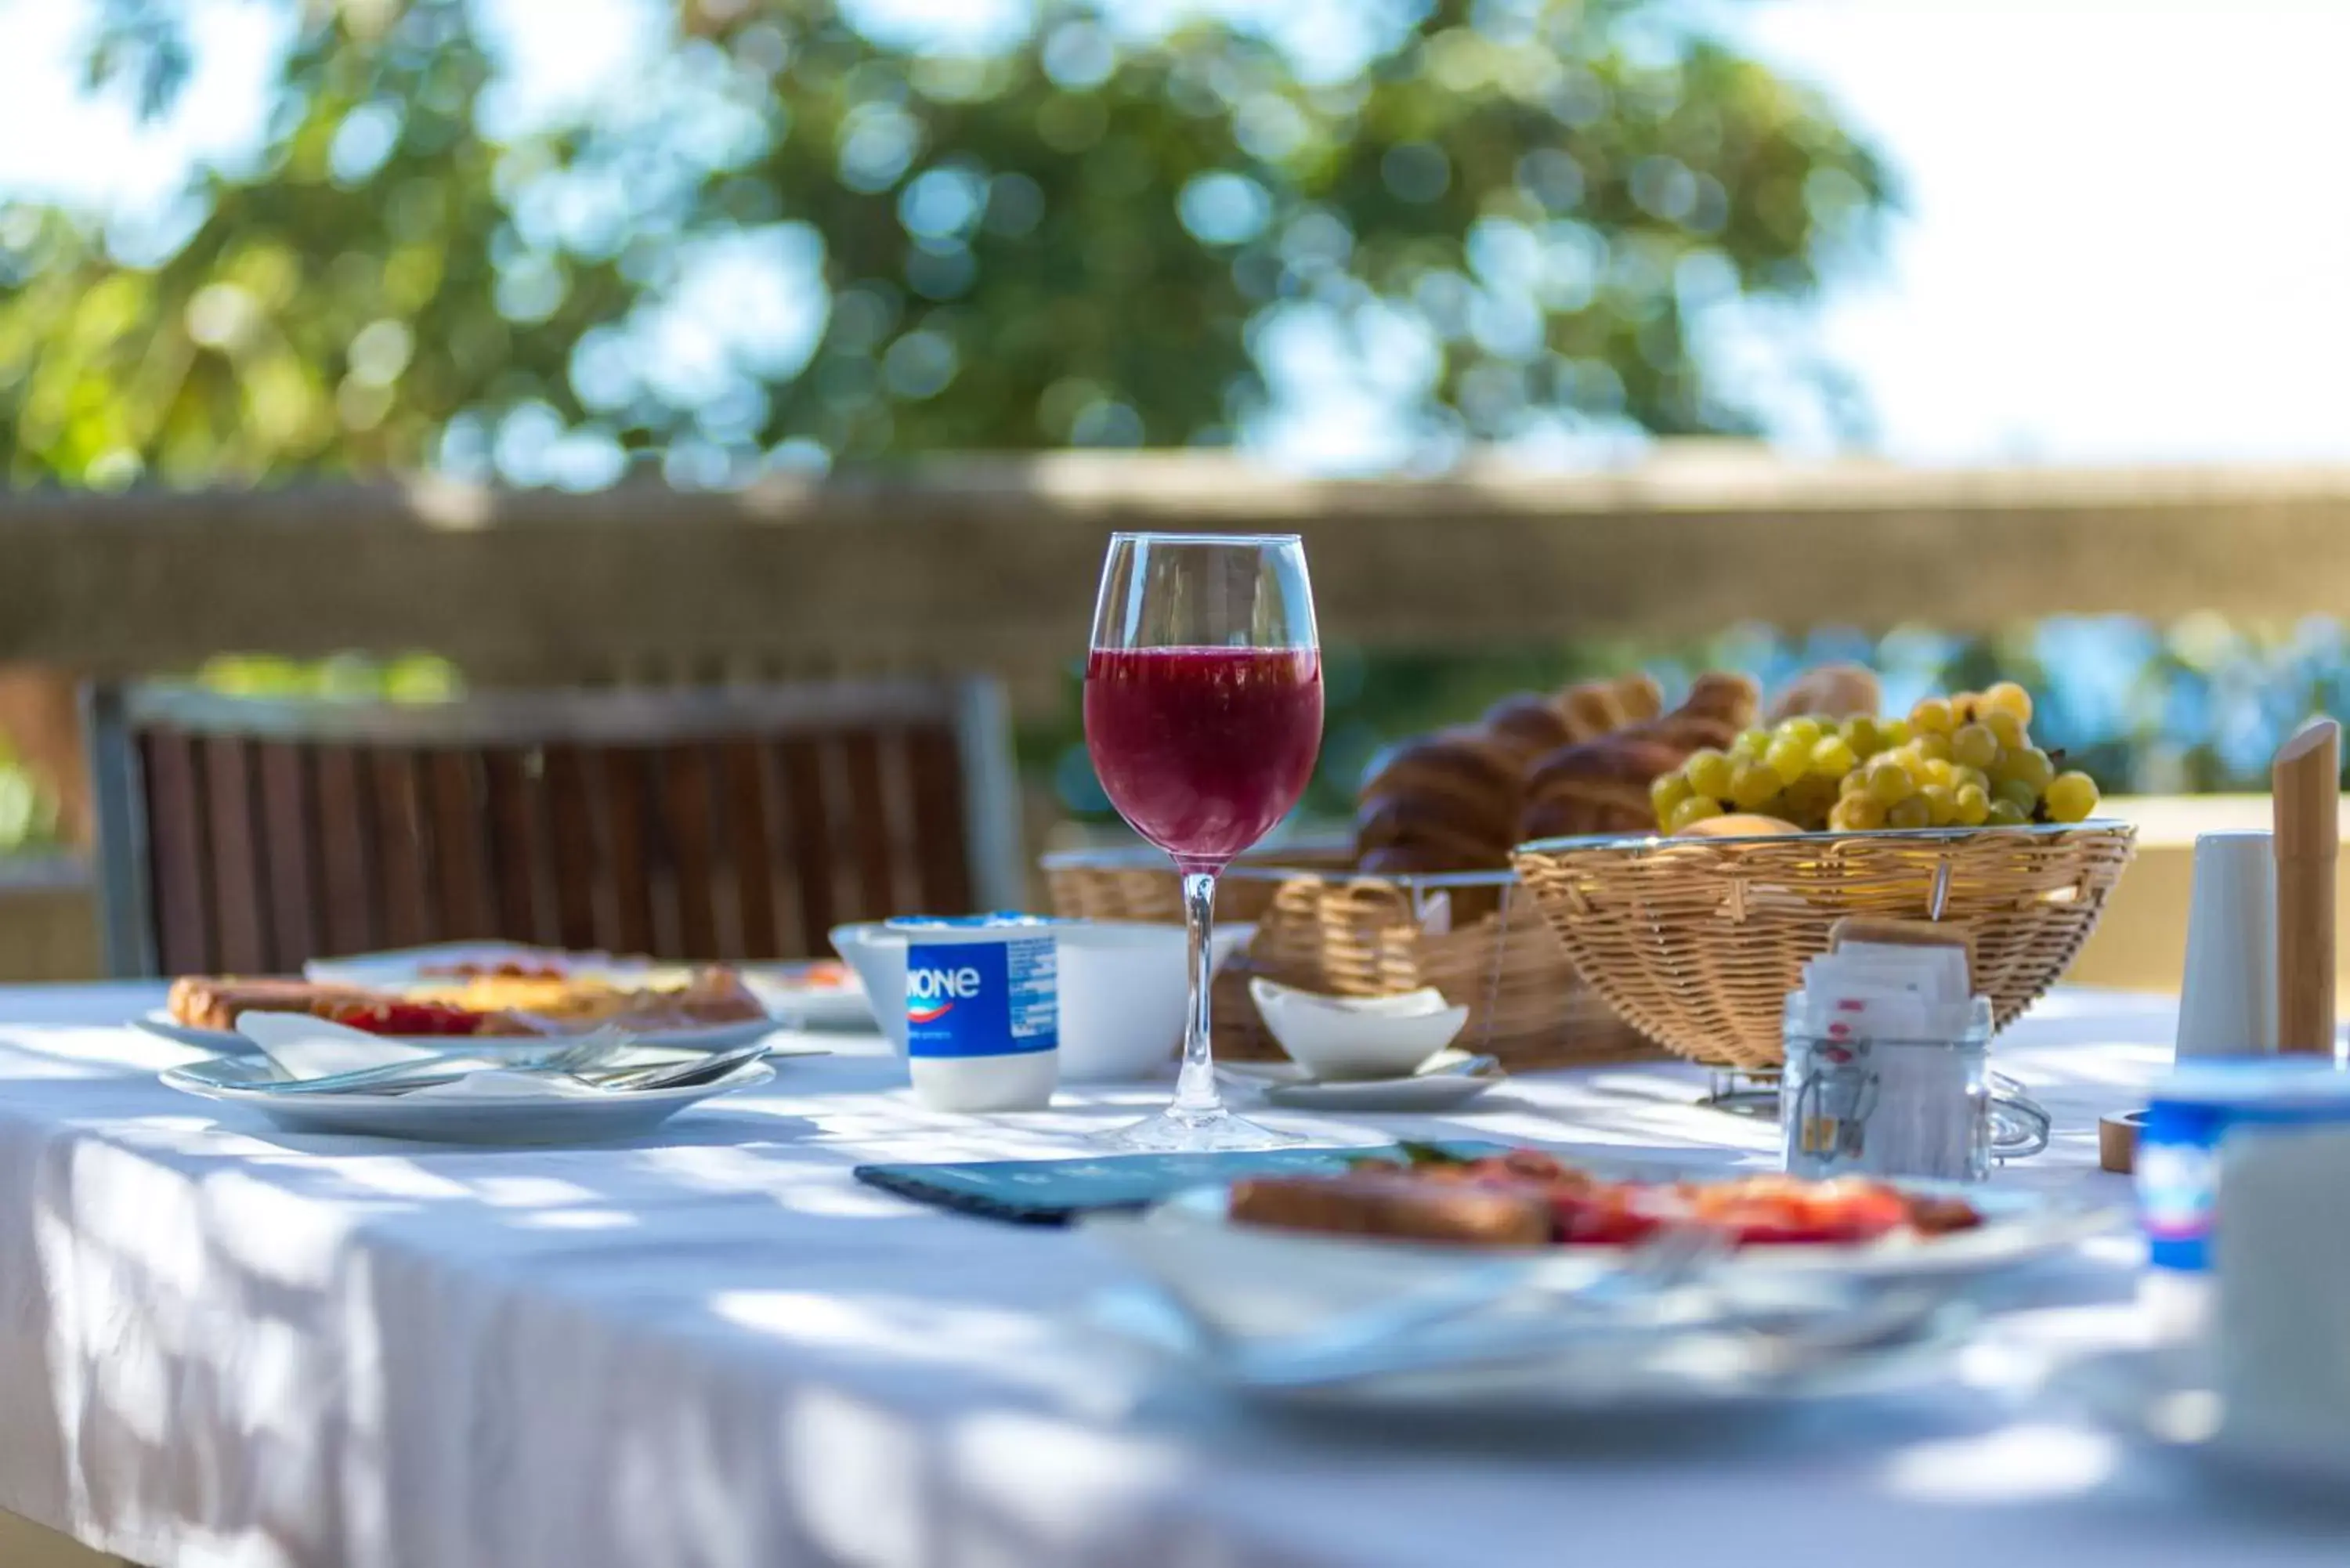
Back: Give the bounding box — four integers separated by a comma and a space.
1095, 1102, 1303, 1153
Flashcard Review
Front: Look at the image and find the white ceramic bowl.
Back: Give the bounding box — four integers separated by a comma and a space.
829, 918, 1253, 1078
1247, 978, 1469, 1081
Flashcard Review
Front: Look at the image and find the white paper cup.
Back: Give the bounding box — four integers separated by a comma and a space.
2176, 830, 2278, 1060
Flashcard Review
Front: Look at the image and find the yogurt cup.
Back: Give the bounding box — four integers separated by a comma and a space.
888, 915, 1063, 1112
2139, 1060, 2350, 1274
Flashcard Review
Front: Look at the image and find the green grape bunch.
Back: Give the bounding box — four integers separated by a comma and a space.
1651, 681, 2103, 835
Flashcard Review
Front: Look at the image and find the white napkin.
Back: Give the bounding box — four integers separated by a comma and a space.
233, 1012, 446, 1080
1795, 942, 1972, 1041
231, 1017, 606, 1101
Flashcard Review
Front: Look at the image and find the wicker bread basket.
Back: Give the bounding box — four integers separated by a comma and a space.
1043, 843, 1359, 925
1043, 844, 1657, 1070
1510, 821, 2138, 1074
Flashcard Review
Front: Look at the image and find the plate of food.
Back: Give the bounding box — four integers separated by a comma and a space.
141, 965, 778, 1055
739, 958, 873, 1030
1086, 1145, 2117, 1342
1083, 1145, 2112, 1414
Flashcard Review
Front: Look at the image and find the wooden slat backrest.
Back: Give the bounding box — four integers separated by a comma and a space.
138, 730, 212, 975
773, 735, 836, 952
538, 744, 601, 952
598, 746, 659, 957
310, 746, 377, 958
251, 742, 318, 969
903, 724, 978, 915
479, 749, 546, 945
368, 750, 433, 950
198, 737, 269, 974
425, 749, 496, 944
659, 746, 721, 959
718, 741, 782, 959
87, 681, 1021, 977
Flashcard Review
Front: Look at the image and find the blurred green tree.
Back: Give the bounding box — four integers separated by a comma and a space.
1, 0, 1894, 486
0, 0, 1897, 852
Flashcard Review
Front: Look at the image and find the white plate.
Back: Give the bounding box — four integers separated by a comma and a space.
2059, 1345, 2350, 1502
1089, 1281, 1974, 1417
158, 1056, 775, 1143
1217, 1051, 1506, 1111
739, 962, 873, 1030
135, 1012, 777, 1057
1086, 1177, 2118, 1345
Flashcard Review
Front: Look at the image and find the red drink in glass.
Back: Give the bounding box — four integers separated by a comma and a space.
1082, 532, 1320, 1151
1083, 645, 1324, 872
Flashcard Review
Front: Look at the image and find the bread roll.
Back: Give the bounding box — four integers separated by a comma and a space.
168, 977, 381, 1033
1229, 1172, 1553, 1246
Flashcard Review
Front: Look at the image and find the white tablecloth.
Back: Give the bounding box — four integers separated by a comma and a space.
0, 985, 2338, 1568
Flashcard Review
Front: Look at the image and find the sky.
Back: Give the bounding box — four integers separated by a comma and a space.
1, 0, 2344, 471
1729, 0, 2350, 465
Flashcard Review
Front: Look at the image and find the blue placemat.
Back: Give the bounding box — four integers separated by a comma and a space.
853, 1140, 1511, 1226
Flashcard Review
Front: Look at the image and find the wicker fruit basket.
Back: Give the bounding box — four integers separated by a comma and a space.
1043, 844, 1657, 1070
1510, 821, 2138, 1074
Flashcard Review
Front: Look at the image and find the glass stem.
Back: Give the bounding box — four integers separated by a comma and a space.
1173, 870, 1223, 1116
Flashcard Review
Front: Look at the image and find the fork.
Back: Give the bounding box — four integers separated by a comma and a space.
569, 1037, 774, 1093
243, 1027, 635, 1097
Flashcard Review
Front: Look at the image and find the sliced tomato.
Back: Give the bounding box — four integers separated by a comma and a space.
1549, 1187, 1668, 1246
321, 999, 487, 1036
1685, 1180, 1913, 1246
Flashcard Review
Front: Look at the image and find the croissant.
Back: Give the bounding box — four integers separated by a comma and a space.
1769, 663, 1881, 724
1355, 796, 1509, 869
1676, 672, 1762, 731
1560, 674, 1664, 741
1632, 673, 1755, 753
1358, 671, 1754, 869
1484, 672, 1667, 764
1481, 692, 1578, 764
1518, 674, 1762, 841
1615, 673, 1666, 726
1520, 734, 1687, 842
1354, 731, 1523, 870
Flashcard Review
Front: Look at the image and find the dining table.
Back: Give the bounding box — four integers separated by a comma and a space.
0, 981, 2341, 1568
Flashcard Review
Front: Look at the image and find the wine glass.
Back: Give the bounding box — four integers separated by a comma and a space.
1083, 532, 1323, 1152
